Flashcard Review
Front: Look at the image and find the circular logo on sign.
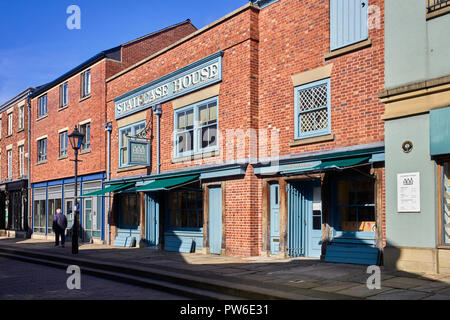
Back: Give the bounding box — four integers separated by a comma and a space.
402, 141, 413, 153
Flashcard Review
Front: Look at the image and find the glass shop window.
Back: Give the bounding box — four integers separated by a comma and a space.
120, 193, 140, 227
336, 177, 376, 232
33, 200, 46, 234
168, 190, 203, 230
48, 199, 62, 234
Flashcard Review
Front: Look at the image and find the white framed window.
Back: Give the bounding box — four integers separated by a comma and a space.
119, 121, 146, 167
7, 149, 12, 180
81, 70, 91, 98
7, 113, 13, 136
294, 78, 332, 140
60, 82, 68, 108
174, 97, 218, 158
18, 105, 25, 130
37, 138, 47, 163
80, 123, 91, 151
19, 145, 24, 177
59, 131, 68, 157
38, 94, 47, 118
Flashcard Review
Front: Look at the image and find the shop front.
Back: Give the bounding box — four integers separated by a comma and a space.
32, 173, 105, 243
257, 144, 384, 265
0, 180, 28, 234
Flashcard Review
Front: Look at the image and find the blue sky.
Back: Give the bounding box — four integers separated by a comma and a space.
0, 0, 248, 105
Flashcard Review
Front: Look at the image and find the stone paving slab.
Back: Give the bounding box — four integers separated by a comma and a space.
333, 284, 394, 298
367, 289, 432, 300
312, 281, 361, 293
380, 277, 433, 289
422, 294, 450, 300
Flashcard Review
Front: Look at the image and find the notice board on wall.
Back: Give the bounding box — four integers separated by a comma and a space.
397, 172, 421, 213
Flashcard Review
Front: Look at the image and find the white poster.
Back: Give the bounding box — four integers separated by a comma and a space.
397, 172, 421, 213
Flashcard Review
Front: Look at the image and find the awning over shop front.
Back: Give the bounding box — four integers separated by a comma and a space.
280, 156, 370, 175
80, 182, 135, 197
128, 174, 200, 192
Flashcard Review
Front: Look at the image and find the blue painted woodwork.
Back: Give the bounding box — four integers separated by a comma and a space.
330, 0, 369, 51
288, 181, 322, 258
325, 234, 380, 265
145, 193, 160, 247
270, 183, 280, 255
114, 228, 141, 247
430, 106, 450, 156
164, 230, 203, 253
209, 186, 223, 255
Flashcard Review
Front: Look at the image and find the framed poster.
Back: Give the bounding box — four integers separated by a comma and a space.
397, 172, 420, 213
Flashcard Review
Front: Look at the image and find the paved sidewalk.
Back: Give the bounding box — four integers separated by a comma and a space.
1, 237, 450, 300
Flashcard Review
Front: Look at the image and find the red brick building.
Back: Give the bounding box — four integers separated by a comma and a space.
0, 88, 35, 236
104, 0, 385, 264
28, 20, 197, 242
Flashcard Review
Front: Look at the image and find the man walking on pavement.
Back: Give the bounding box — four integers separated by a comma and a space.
53, 209, 67, 248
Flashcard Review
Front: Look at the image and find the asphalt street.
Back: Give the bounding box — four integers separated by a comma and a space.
0, 256, 188, 300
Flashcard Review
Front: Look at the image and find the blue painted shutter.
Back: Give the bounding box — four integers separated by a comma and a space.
209, 186, 222, 255
330, 0, 369, 51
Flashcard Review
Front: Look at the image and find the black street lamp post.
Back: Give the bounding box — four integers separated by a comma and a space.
68, 126, 85, 255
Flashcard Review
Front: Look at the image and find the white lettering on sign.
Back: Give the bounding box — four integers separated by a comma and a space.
115, 54, 222, 119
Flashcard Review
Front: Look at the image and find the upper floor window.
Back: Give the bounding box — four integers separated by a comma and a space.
119, 121, 146, 167
7, 149, 12, 180
427, 0, 450, 13
81, 70, 91, 98
18, 145, 24, 177
60, 82, 68, 108
38, 94, 47, 118
174, 97, 218, 158
80, 123, 91, 151
330, 0, 369, 51
18, 105, 25, 130
7, 113, 12, 136
37, 138, 47, 163
59, 131, 68, 158
294, 78, 331, 140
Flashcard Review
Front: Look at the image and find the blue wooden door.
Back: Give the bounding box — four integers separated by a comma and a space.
288, 181, 322, 258
270, 183, 280, 255
146, 193, 159, 247
209, 186, 222, 255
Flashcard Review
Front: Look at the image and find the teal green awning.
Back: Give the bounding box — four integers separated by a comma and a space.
128, 174, 200, 193
315, 156, 370, 170
80, 183, 135, 197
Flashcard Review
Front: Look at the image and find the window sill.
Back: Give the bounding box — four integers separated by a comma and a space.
172, 150, 220, 163
58, 155, 68, 161
427, 6, 450, 20
17, 128, 24, 133
79, 95, 91, 103
58, 106, 69, 112
117, 165, 148, 173
36, 115, 48, 122
80, 149, 91, 155
5, 134, 12, 139
36, 161, 47, 166
290, 133, 335, 147
324, 39, 372, 60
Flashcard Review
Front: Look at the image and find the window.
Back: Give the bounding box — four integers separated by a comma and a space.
428, 0, 450, 13
335, 176, 376, 233
37, 138, 47, 163
80, 123, 91, 151
59, 131, 68, 157
120, 194, 140, 227
167, 190, 203, 230
7, 149, 12, 180
81, 70, 91, 98
33, 199, 46, 234
294, 78, 331, 139
330, 0, 369, 51
119, 121, 146, 167
7, 113, 12, 136
60, 82, 68, 108
19, 145, 24, 177
174, 97, 218, 157
38, 94, 47, 118
18, 105, 25, 130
